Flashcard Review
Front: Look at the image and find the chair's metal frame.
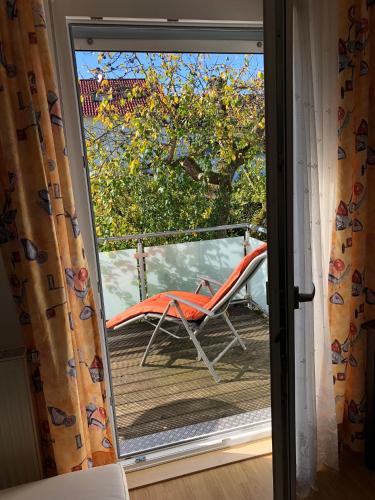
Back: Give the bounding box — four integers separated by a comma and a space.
112, 251, 267, 383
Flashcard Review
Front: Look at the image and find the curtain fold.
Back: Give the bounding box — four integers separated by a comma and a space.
293, 0, 339, 495
329, 0, 375, 451
0, 0, 115, 475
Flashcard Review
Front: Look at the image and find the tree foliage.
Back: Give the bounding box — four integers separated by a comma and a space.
83, 53, 266, 250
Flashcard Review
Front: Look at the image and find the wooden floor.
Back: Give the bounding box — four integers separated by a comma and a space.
309, 448, 375, 500
107, 305, 270, 441
129, 449, 375, 500
129, 455, 273, 500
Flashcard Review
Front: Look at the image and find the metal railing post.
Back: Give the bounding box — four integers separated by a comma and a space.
136, 239, 147, 301
244, 229, 251, 304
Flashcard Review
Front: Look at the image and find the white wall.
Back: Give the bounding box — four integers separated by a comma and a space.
50, 0, 262, 22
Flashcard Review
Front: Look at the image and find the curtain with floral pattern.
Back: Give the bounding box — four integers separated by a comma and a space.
330, 0, 374, 451
0, 0, 115, 475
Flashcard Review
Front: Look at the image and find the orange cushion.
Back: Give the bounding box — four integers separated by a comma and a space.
106, 291, 210, 329
204, 242, 267, 311
106, 243, 267, 329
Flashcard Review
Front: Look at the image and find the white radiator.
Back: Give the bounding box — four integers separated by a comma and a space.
0, 346, 42, 490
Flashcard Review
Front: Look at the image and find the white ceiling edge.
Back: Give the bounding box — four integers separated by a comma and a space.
50, 0, 263, 23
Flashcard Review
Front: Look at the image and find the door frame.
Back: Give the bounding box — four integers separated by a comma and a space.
48, 2, 269, 462
264, 0, 296, 498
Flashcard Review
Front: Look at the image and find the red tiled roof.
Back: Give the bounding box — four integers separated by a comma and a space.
79, 78, 148, 117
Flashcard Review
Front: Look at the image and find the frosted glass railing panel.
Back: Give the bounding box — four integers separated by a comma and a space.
98, 234, 268, 322
146, 236, 246, 299
247, 237, 268, 312
99, 248, 140, 319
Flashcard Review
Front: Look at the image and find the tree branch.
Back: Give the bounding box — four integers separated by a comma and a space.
170, 156, 222, 185
167, 137, 177, 163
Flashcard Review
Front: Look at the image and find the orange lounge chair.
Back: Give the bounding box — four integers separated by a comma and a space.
106, 243, 267, 383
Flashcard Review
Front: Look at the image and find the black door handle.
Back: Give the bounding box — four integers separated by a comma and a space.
294, 283, 315, 309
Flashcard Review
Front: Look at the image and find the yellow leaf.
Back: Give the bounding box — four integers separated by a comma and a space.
128, 159, 139, 174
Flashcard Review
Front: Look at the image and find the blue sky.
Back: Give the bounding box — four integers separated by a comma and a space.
74, 51, 264, 80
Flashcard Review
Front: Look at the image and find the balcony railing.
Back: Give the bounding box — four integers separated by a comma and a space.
97, 223, 267, 320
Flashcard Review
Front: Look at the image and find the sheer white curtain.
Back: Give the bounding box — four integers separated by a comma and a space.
293, 0, 339, 496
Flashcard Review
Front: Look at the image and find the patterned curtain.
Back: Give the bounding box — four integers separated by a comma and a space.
330, 0, 374, 451
0, 0, 115, 475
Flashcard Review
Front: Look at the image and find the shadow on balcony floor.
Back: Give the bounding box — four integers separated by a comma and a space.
107, 304, 270, 448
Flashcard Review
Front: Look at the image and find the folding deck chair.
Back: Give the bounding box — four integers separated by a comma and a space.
106, 243, 267, 383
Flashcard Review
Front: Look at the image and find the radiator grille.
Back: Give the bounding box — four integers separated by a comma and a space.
0, 347, 41, 489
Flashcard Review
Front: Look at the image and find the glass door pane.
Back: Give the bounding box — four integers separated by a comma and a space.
72, 38, 271, 462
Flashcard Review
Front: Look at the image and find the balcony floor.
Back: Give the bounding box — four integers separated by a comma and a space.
107, 304, 270, 455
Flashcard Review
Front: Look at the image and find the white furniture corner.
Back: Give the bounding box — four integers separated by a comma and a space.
0, 463, 130, 500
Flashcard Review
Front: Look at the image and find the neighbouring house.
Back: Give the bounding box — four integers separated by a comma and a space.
79, 78, 147, 130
